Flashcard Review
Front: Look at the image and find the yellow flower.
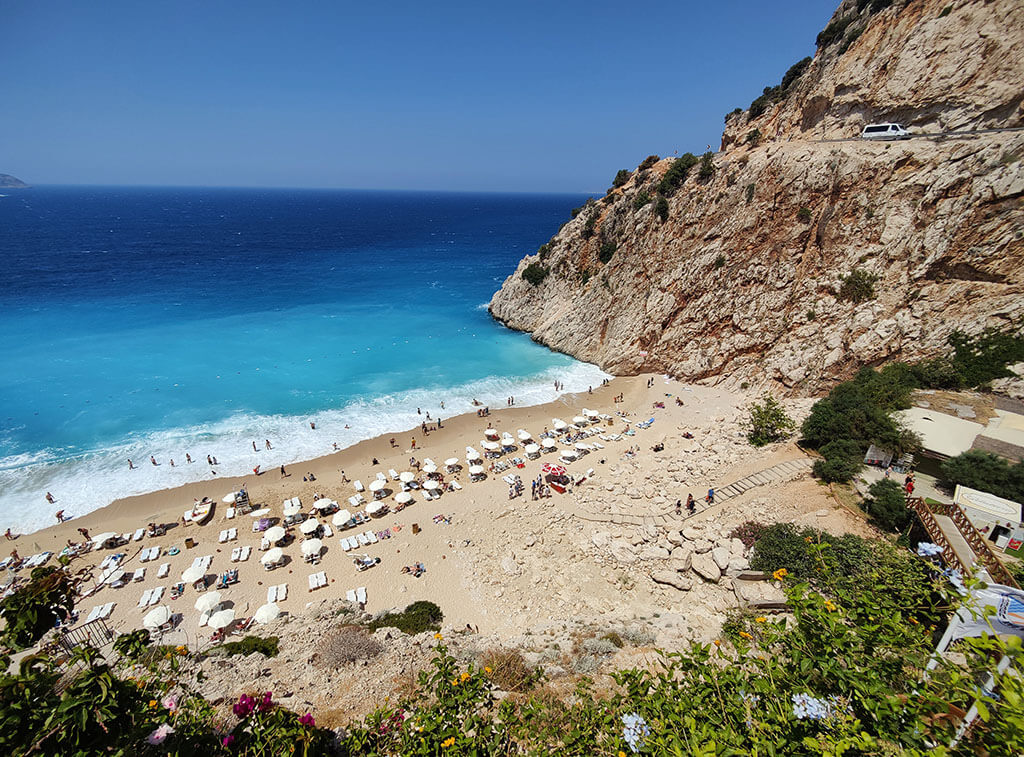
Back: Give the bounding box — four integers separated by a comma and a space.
713, 639, 721, 646
148, 699, 157, 708
165, 652, 172, 659
176, 645, 188, 655
460, 672, 470, 682
739, 631, 753, 640
451, 678, 459, 686
484, 666, 492, 674
772, 568, 789, 581
619, 752, 627, 757
755, 616, 767, 623
434, 633, 444, 640
824, 600, 837, 612
805, 536, 813, 543
442, 736, 455, 748
909, 617, 919, 625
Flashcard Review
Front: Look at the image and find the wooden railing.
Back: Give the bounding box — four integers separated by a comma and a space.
908, 497, 1020, 588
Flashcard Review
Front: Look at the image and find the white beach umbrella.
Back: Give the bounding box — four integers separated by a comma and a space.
561, 450, 579, 460
422, 463, 438, 474
575, 442, 590, 450
209, 608, 235, 630
222, 492, 239, 503
368, 479, 385, 492
332, 509, 353, 526
283, 503, 302, 517
468, 464, 485, 476
300, 518, 320, 535
484, 428, 499, 438
254, 603, 280, 624
181, 566, 205, 583
91, 532, 117, 546
584, 408, 599, 418
261, 547, 284, 565
102, 568, 125, 585
444, 457, 460, 468
572, 416, 588, 425
143, 605, 172, 629
301, 538, 323, 557
524, 443, 540, 454
541, 438, 556, 448
466, 446, 479, 457
399, 471, 415, 483
313, 499, 335, 511
249, 508, 271, 518
194, 591, 222, 613
517, 429, 532, 441
423, 479, 439, 490
482, 440, 499, 451
366, 501, 386, 516
264, 525, 286, 543
552, 419, 568, 430
394, 491, 413, 504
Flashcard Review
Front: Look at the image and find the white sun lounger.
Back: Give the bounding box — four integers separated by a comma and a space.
348, 494, 365, 508
275, 583, 287, 601
340, 538, 352, 552
219, 530, 229, 543
239, 546, 251, 562
121, 532, 132, 544
132, 568, 146, 582
356, 586, 366, 604
364, 531, 378, 544
376, 472, 387, 482
592, 442, 604, 449
450, 480, 462, 490
267, 585, 277, 603
225, 507, 235, 519
389, 469, 400, 481
149, 586, 164, 605
308, 571, 327, 591
99, 602, 115, 619
133, 528, 145, 542
227, 528, 237, 541
357, 533, 369, 546
231, 547, 241, 562
86, 605, 103, 623
322, 524, 333, 538
260, 537, 270, 551
346, 589, 357, 602
353, 480, 364, 492
157, 562, 170, 578
138, 589, 153, 608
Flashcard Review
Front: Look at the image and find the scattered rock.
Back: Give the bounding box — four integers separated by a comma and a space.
691, 553, 722, 584
651, 571, 693, 592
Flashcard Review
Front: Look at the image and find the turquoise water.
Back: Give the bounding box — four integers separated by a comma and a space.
0, 187, 607, 532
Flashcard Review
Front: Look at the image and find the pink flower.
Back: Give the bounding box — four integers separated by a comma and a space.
146, 723, 175, 745
162, 695, 179, 712
258, 691, 274, 712
222, 733, 235, 747
233, 694, 256, 718
299, 712, 315, 727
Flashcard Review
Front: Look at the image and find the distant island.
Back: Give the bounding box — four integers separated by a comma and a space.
0, 173, 29, 188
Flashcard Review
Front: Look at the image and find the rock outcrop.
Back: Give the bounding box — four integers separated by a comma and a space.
0, 173, 28, 188
490, 0, 1024, 393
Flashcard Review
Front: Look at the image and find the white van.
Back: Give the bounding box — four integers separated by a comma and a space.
861, 123, 911, 140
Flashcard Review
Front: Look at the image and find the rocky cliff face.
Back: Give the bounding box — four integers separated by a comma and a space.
490, 0, 1024, 393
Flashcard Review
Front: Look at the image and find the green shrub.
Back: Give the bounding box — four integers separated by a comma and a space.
633, 191, 651, 210
939, 4, 952, 17
0, 565, 77, 650
600, 631, 624, 648
638, 155, 660, 171
582, 213, 598, 239
655, 195, 669, 222
611, 169, 631, 190
537, 242, 552, 260
657, 153, 698, 196
698, 152, 715, 181
807, 309, 816, 321
598, 240, 617, 264
838, 268, 879, 303
522, 262, 549, 286
940, 328, 1024, 388
797, 206, 813, 223
780, 56, 812, 91
745, 129, 761, 146
864, 478, 912, 532
729, 520, 768, 549
747, 395, 796, 446
714, 253, 726, 269
941, 450, 1024, 502
211, 635, 280, 658
112, 629, 152, 660
366, 600, 443, 635
817, 15, 852, 47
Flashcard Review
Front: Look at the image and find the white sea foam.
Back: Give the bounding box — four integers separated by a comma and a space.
0, 361, 610, 534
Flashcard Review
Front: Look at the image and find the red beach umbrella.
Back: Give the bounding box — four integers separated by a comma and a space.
542, 463, 567, 477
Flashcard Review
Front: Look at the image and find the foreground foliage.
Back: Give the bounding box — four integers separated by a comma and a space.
0, 565, 77, 650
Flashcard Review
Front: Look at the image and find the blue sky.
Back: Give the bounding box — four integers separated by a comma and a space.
1, 0, 839, 192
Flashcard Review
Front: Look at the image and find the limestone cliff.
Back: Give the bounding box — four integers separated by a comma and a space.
490, 0, 1024, 392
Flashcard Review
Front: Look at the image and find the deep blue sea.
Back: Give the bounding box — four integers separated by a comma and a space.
0, 186, 606, 533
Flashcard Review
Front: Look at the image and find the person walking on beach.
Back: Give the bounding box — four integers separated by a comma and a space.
54, 510, 64, 523
151, 456, 158, 465
280, 465, 287, 478
253, 465, 261, 476
45, 492, 55, 505
78, 527, 90, 540
252, 441, 258, 452
128, 459, 135, 469
4, 528, 14, 541
207, 455, 213, 465
265, 439, 272, 450
411, 438, 416, 450
186, 453, 192, 463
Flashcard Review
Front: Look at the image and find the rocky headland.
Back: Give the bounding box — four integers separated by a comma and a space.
0, 173, 28, 188
490, 0, 1024, 393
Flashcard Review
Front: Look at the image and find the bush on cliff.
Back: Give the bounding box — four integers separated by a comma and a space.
655, 195, 669, 222
838, 268, 879, 303
746, 395, 795, 447
698, 151, 715, 181
657, 153, 698, 196
610, 169, 631, 190
366, 600, 443, 635
638, 154, 660, 171
0, 565, 77, 650
521, 262, 549, 286
633, 191, 651, 210
598, 240, 617, 264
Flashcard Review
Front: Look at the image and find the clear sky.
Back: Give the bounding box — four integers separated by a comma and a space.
1, 0, 839, 193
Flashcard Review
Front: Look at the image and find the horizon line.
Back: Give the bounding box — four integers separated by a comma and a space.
9, 182, 603, 197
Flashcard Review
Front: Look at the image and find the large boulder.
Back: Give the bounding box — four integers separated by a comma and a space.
691, 552, 722, 584
651, 571, 693, 592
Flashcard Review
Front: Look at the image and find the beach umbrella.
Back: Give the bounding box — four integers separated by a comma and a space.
575, 442, 590, 450
102, 568, 125, 585
261, 547, 284, 565
444, 457, 459, 468
422, 463, 438, 474
300, 518, 320, 535
517, 429, 532, 441
368, 479, 385, 492
542, 463, 567, 477
572, 416, 588, 425
584, 408, 599, 418
301, 538, 323, 557
194, 591, 222, 613
254, 603, 280, 625
423, 479, 439, 490
91, 531, 117, 546
482, 441, 499, 451
143, 606, 172, 629
332, 509, 353, 526
283, 503, 302, 517
265, 525, 286, 543
366, 501, 386, 516
466, 446, 479, 456
466, 450, 481, 462
209, 608, 235, 630
541, 438, 556, 448
222, 492, 239, 503
181, 566, 205, 583
249, 508, 271, 518
552, 418, 568, 430
561, 450, 578, 460
468, 464, 485, 476
313, 499, 335, 511
399, 471, 415, 483
394, 491, 413, 504
198, 611, 210, 627
484, 428, 499, 438
524, 443, 540, 454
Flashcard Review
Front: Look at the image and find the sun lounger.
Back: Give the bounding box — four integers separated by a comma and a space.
133, 528, 145, 542
228, 528, 237, 541
376, 472, 387, 482
353, 480, 364, 492
357, 533, 369, 546
219, 530, 229, 543
275, 583, 287, 601
592, 442, 604, 449
87, 605, 103, 623
365, 531, 378, 544
260, 537, 270, 551
348, 494, 365, 508
340, 538, 352, 552
157, 562, 170, 578
356, 586, 366, 604
132, 568, 146, 582
231, 547, 241, 562
451, 480, 462, 490
307, 574, 317, 591
149, 586, 164, 605
322, 524, 333, 538
138, 589, 153, 608
239, 546, 251, 562
225, 507, 235, 519
389, 469, 400, 480
346, 589, 357, 603
98, 602, 115, 619
267, 585, 277, 603
308, 571, 327, 591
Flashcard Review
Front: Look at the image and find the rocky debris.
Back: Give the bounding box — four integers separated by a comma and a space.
711, 546, 731, 571
651, 571, 692, 592
693, 539, 713, 555
691, 553, 722, 584
501, 556, 522, 575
